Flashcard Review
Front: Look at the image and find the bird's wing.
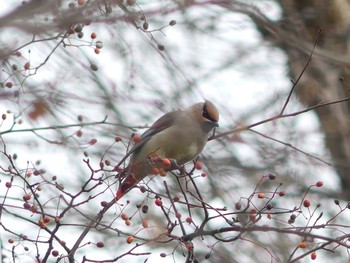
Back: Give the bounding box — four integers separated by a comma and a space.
127, 111, 180, 156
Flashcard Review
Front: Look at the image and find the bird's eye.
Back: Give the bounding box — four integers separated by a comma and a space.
202, 105, 210, 119
202, 103, 216, 122
201, 100, 219, 125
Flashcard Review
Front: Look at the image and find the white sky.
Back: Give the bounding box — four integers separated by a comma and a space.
0, 1, 343, 262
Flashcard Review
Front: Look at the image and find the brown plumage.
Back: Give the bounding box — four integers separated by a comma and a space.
116, 100, 219, 200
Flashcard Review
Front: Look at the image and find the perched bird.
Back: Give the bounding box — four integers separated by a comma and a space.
116, 100, 219, 200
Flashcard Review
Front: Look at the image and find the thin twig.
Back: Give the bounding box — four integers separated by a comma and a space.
248, 128, 332, 166
68, 198, 116, 263
211, 96, 350, 141
280, 29, 321, 115
163, 180, 187, 236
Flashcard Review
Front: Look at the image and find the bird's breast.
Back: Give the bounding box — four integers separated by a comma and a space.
136, 124, 207, 165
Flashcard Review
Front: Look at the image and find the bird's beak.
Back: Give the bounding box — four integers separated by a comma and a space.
213, 121, 219, 127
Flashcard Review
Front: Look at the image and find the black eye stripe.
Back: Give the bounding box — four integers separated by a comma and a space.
202, 104, 216, 122
202, 109, 209, 118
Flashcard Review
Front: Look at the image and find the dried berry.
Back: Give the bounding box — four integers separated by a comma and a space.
142, 205, 149, 213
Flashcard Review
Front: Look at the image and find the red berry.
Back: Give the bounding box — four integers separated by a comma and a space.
235, 202, 242, 210
43, 215, 51, 223
30, 205, 38, 213
52, 250, 59, 257
186, 243, 193, 251
155, 198, 163, 206
23, 193, 31, 201
2, 114, 6, 120
299, 241, 307, 248
96, 241, 104, 248
159, 168, 167, 177
279, 191, 286, 197
89, 138, 97, 145
38, 219, 46, 229
142, 220, 149, 228
258, 193, 265, 199
303, 200, 311, 208
115, 136, 121, 142
316, 181, 323, 187
201, 172, 207, 177
186, 217, 192, 223
5, 182, 11, 188
24, 62, 30, 70
132, 134, 141, 143
91, 32, 97, 39
311, 252, 317, 260
194, 161, 203, 170
94, 48, 100, 54
127, 235, 134, 244
121, 213, 128, 221
76, 130, 83, 137
78, 0, 85, 5
6, 82, 13, 88
249, 214, 256, 222
152, 167, 159, 175
175, 212, 182, 219
162, 158, 171, 167
8, 238, 14, 244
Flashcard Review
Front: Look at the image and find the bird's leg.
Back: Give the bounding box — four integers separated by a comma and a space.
166, 159, 186, 175
177, 165, 186, 175
168, 158, 181, 171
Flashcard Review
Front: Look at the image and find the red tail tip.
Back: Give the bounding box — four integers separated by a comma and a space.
116, 189, 124, 200
116, 174, 137, 200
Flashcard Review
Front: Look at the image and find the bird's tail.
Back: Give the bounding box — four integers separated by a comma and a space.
116, 173, 137, 200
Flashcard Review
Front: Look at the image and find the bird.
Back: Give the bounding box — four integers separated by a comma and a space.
116, 100, 219, 200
